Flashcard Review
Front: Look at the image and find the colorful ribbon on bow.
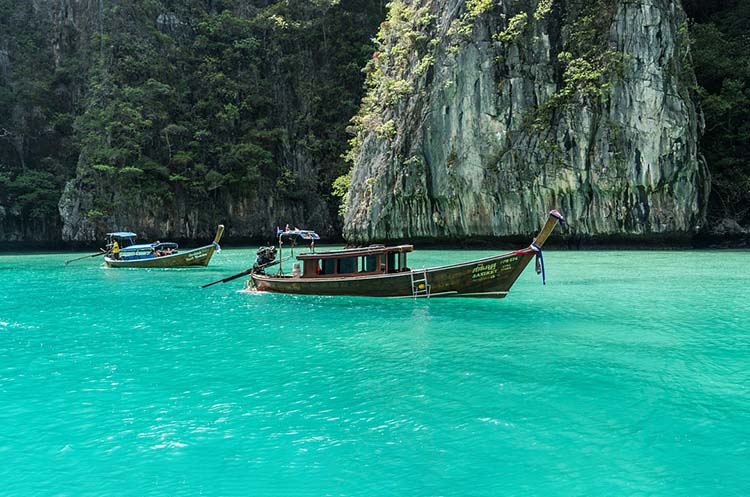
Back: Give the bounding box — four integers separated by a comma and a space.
529, 242, 545, 285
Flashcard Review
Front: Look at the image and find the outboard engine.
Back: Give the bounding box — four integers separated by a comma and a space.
253, 246, 277, 273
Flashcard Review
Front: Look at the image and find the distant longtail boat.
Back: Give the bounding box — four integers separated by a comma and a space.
103, 225, 224, 268
213, 211, 564, 298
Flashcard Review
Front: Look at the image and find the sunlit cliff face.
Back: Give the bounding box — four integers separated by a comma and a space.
344, 0, 708, 244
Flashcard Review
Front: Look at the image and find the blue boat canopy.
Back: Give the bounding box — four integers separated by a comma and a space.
153, 242, 179, 249
120, 242, 179, 253
276, 229, 320, 241
120, 243, 155, 252
107, 232, 137, 238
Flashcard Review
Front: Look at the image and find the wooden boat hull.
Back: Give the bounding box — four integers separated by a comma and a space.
251, 250, 536, 298
248, 211, 563, 298
104, 243, 218, 268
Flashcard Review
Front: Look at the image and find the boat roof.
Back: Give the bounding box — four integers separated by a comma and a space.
153, 242, 178, 249
120, 244, 153, 252
120, 242, 178, 252
277, 229, 320, 241
297, 244, 413, 260
107, 231, 137, 238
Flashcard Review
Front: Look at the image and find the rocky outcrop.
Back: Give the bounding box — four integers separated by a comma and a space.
344, 0, 709, 243
58, 178, 334, 243
1, 1, 383, 245
58, 179, 95, 242
53, 1, 380, 244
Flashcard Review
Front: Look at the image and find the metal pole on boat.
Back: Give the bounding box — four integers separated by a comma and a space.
64, 248, 107, 265
200, 256, 290, 288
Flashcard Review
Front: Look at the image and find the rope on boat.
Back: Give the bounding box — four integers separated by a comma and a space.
213, 242, 221, 253
529, 242, 546, 285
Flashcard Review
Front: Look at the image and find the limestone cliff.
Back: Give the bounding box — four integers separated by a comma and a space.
344, 0, 709, 243
0, 1, 382, 244
55, 1, 380, 243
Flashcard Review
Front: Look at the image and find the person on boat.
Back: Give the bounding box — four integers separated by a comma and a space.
112, 240, 120, 260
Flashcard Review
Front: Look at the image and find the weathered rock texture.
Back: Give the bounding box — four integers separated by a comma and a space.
344, 0, 709, 243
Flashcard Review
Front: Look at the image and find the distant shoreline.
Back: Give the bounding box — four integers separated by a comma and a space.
1, 233, 748, 253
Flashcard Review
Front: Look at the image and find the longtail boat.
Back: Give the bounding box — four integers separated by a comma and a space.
243, 211, 564, 298
103, 225, 224, 268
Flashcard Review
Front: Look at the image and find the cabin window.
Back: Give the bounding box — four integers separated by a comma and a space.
386, 252, 396, 273
363, 255, 378, 272
398, 253, 408, 271
337, 257, 357, 274
321, 259, 336, 275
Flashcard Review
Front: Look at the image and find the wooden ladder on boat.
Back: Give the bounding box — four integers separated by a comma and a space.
410, 269, 431, 299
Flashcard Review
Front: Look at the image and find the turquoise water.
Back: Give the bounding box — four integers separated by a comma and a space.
0, 248, 748, 496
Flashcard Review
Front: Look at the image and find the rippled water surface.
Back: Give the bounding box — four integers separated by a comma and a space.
1, 248, 749, 496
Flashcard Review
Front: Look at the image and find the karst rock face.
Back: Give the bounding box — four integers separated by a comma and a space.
344, 0, 709, 244
1, 1, 383, 245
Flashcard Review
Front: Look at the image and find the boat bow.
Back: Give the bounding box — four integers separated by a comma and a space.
513, 209, 566, 285
212, 225, 225, 250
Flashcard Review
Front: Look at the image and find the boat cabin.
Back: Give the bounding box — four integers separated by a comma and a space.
296, 245, 414, 278
118, 242, 179, 260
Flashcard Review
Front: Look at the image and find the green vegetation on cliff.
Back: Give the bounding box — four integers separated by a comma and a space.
685, 0, 750, 230
1, 0, 383, 241
0, 0, 81, 239
1, 0, 750, 243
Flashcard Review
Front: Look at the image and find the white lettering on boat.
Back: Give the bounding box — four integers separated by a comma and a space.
472, 262, 498, 281
185, 249, 209, 262
499, 256, 519, 273
471, 256, 519, 281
